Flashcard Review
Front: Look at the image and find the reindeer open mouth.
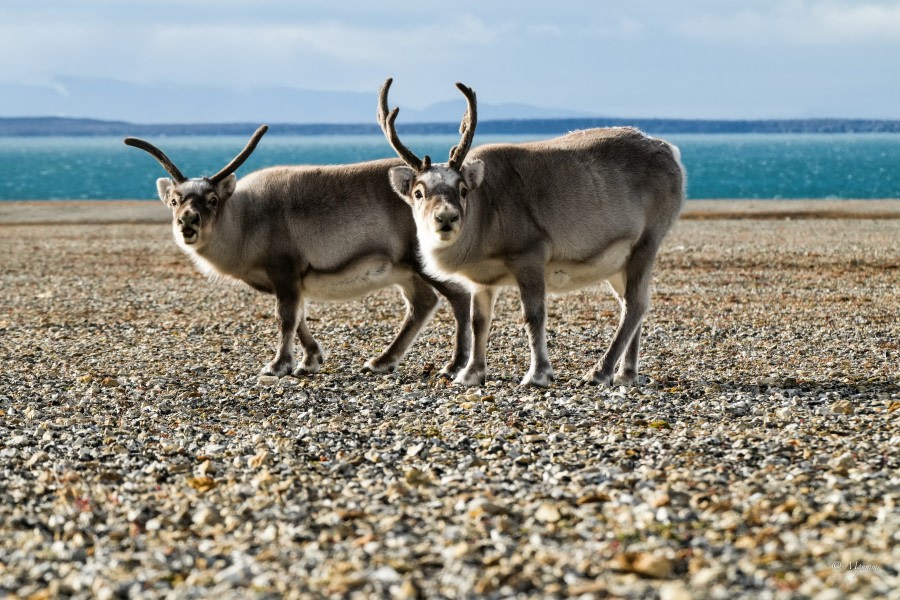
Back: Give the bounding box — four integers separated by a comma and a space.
181, 227, 198, 244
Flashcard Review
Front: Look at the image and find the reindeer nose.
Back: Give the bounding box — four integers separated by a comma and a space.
434, 208, 460, 229
179, 211, 200, 227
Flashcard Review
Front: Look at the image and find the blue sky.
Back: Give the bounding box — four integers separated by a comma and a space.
2, 0, 900, 120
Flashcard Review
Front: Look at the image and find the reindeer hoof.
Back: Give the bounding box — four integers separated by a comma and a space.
581, 368, 614, 387
361, 358, 397, 374
521, 368, 555, 388
292, 354, 323, 377
453, 367, 486, 387
614, 369, 639, 387
438, 362, 466, 380
293, 364, 321, 377
260, 360, 295, 378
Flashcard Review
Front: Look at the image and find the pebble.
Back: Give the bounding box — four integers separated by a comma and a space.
612, 552, 673, 579
535, 503, 562, 523
660, 582, 693, 600
830, 399, 854, 415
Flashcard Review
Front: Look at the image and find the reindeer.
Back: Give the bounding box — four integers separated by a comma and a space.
124, 126, 472, 378
377, 79, 685, 388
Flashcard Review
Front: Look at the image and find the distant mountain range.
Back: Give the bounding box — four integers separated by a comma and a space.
2, 116, 900, 137
0, 77, 591, 125
3, 77, 900, 135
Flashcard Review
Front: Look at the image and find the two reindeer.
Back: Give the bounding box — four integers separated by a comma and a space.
126, 79, 684, 388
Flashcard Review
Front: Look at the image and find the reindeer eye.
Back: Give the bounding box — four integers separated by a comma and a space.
414, 190, 423, 200
460, 187, 468, 198
170, 198, 178, 207
208, 196, 218, 207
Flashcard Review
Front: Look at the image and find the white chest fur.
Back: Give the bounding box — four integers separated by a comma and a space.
302, 256, 406, 301
430, 239, 634, 293
545, 239, 633, 292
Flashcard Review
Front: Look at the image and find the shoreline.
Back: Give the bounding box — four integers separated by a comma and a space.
1, 198, 899, 225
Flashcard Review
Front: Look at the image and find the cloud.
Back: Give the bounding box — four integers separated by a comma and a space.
811, 1, 900, 40
144, 15, 499, 66
677, 0, 900, 45
2, 1, 900, 119
0, 12, 502, 104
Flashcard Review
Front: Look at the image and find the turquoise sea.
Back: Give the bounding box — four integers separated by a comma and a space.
0, 133, 898, 200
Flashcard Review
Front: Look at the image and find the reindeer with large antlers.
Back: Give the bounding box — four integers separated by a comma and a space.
378, 79, 685, 388
125, 126, 472, 378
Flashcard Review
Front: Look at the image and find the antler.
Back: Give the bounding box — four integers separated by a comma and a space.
377, 78, 430, 172
209, 125, 268, 184
447, 82, 477, 170
123, 137, 187, 183
124, 124, 268, 184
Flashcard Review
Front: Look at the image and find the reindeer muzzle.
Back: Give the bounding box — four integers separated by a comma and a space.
179, 211, 200, 244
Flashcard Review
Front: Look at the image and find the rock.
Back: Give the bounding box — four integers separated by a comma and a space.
214, 563, 252, 586
467, 497, 512, 518
404, 468, 431, 487
191, 504, 220, 527
406, 442, 425, 457
830, 399, 854, 415
249, 449, 269, 468
830, 452, 855, 471
25, 451, 48, 467
612, 552, 673, 579
660, 581, 693, 600
535, 503, 562, 523
369, 566, 401, 584
390, 579, 420, 600
145, 518, 162, 531
186, 476, 216, 493
650, 492, 671, 508
576, 492, 610, 505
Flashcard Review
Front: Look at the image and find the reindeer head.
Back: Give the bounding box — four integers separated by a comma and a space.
378, 79, 484, 248
124, 126, 268, 248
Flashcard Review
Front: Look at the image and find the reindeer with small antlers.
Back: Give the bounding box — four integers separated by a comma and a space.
378, 79, 685, 388
125, 126, 472, 378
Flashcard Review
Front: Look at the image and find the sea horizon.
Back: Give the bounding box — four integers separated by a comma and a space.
1, 130, 899, 201
3, 115, 900, 137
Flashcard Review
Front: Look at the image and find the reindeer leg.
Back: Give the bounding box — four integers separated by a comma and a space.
618, 327, 642, 385
261, 287, 300, 377
363, 274, 438, 374
584, 240, 657, 386
603, 272, 641, 385
454, 286, 497, 386
293, 301, 325, 376
512, 264, 555, 387
428, 279, 473, 379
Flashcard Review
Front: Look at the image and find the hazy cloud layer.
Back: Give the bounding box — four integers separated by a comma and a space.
1, 0, 898, 120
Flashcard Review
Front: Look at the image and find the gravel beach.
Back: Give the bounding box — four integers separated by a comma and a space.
1, 200, 898, 599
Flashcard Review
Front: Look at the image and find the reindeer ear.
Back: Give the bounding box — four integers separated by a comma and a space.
461, 159, 485, 192
388, 166, 417, 203
215, 173, 237, 200
157, 178, 175, 204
